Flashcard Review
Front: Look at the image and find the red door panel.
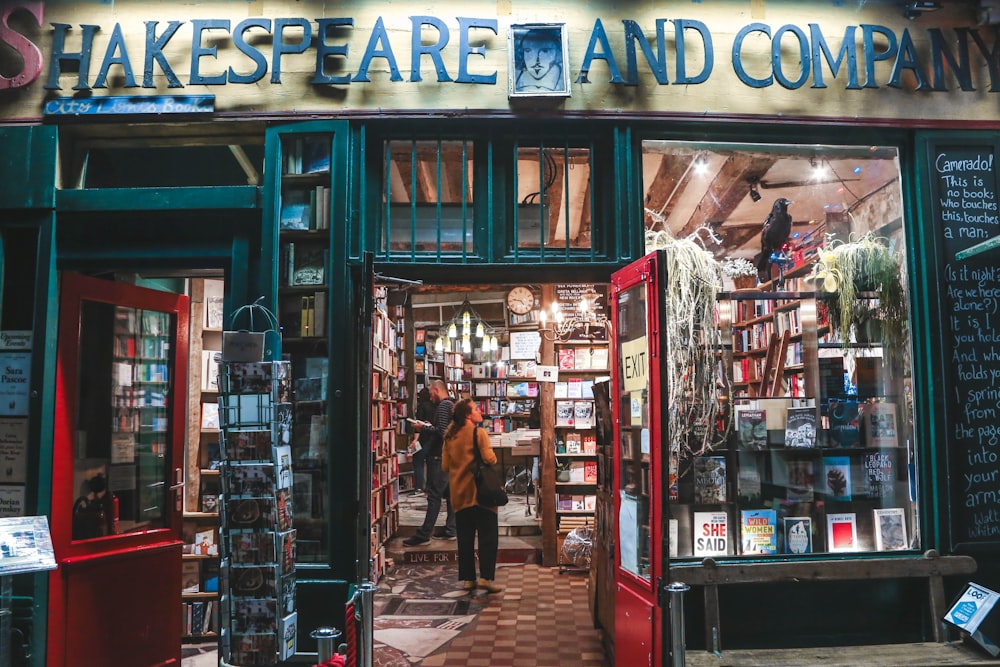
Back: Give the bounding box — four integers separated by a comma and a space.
49, 273, 188, 667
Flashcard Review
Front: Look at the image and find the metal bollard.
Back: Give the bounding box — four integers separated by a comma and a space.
356, 582, 379, 667
310, 627, 342, 664
667, 581, 690, 667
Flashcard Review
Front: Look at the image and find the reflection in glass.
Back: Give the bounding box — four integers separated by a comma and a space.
616, 284, 650, 580
74, 303, 173, 539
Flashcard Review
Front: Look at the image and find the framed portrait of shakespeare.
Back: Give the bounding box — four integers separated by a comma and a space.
508, 23, 571, 98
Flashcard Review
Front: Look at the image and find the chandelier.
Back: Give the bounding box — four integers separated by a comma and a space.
539, 286, 611, 341
433, 298, 499, 359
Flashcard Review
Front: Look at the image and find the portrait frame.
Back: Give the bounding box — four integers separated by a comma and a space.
508, 23, 571, 99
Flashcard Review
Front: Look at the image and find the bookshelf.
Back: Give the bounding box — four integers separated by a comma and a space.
370, 287, 401, 581
275, 132, 332, 565
182, 278, 223, 641
552, 339, 608, 569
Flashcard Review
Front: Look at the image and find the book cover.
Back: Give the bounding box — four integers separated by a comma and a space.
554, 382, 568, 399
737, 465, 762, 505
826, 512, 858, 552
200, 402, 219, 430
182, 560, 200, 593
873, 507, 908, 551
558, 348, 576, 370
828, 399, 861, 448
193, 528, 218, 556
574, 400, 595, 429
574, 347, 593, 370
740, 509, 777, 555
863, 450, 895, 502
198, 476, 221, 513
783, 516, 813, 554
555, 401, 575, 427
584, 461, 598, 482
694, 456, 727, 504
693, 510, 729, 556
786, 459, 815, 502
591, 346, 609, 370
567, 378, 583, 399
737, 408, 767, 450
864, 402, 899, 448
822, 455, 852, 501
784, 407, 817, 448
290, 245, 325, 286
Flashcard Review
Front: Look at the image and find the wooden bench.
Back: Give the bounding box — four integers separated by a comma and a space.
670, 549, 977, 653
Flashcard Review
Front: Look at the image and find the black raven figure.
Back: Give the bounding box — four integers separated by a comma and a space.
756, 197, 793, 283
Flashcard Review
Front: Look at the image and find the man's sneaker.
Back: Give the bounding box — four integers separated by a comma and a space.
432, 530, 457, 540
402, 535, 429, 546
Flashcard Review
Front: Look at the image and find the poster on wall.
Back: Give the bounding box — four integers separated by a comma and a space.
0, 352, 31, 416
0, 486, 26, 518
0, 331, 31, 351
509, 331, 541, 359
0, 418, 28, 484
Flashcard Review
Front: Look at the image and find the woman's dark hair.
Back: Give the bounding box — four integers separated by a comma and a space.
417, 387, 430, 402
444, 397, 475, 441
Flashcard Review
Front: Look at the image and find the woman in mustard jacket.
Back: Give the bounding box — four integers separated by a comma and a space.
442, 398, 502, 593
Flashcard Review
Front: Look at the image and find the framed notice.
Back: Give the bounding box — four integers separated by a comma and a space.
0, 418, 28, 484
509, 331, 541, 360
0, 352, 31, 416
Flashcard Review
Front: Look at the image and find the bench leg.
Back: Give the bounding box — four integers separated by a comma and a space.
928, 574, 948, 642
704, 583, 721, 654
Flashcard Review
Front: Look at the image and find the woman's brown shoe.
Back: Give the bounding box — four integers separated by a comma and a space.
477, 578, 503, 594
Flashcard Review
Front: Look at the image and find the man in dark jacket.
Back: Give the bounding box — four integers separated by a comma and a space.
403, 379, 457, 545
409, 387, 435, 493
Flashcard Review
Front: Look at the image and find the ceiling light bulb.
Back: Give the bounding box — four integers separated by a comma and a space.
476, 321, 484, 338
434, 337, 444, 353
448, 322, 457, 338
462, 337, 471, 353
490, 335, 498, 351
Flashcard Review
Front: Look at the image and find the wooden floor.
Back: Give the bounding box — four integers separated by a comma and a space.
685, 642, 997, 667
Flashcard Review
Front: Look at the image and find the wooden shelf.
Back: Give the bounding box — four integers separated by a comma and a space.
182, 591, 218, 600
183, 512, 219, 520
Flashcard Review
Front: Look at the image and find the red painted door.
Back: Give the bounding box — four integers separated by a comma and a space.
49, 273, 188, 667
611, 252, 666, 667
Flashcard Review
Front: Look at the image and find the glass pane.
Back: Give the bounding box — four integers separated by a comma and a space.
277, 131, 333, 564
515, 145, 592, 251
382, 140, 474, 254
642, 139, 916, 557
74, 302, 173, 539
616, 283, 650, 580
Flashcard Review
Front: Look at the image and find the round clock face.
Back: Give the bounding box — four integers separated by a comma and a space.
506, 286, 535, 315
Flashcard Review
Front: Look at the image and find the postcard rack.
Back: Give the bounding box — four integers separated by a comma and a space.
215, 360, 297, 666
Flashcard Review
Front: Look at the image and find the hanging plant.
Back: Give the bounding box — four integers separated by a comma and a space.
645, 225, 727, 455
809, 231, 907, 351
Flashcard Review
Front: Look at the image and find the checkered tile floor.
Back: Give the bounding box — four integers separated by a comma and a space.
374, 563, 608, 667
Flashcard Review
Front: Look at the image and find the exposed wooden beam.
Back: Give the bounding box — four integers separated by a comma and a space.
675, 155, 776, 238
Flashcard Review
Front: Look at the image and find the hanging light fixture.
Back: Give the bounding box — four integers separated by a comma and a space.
434, 336, 444, 354
438, 297, 501, 360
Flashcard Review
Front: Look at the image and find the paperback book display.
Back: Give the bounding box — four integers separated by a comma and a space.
216, 360, 298, 666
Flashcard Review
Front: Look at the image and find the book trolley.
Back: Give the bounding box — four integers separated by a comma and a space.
215, 358, 297, 666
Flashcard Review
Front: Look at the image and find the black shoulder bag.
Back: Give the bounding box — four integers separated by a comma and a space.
472, 426, 508, 507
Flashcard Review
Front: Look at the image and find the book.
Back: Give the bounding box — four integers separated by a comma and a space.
783, 516, 813, 554
574, 400, 594, 429
198, 476, 221, 513
827, 399, 861, 448
826, 512, 858, 552
202, 350, 220, 391
591, 346, 609, 370
554, 382, 568, 399
182, 560, 200, 593
194, 528, 218, 556
558, 348, 576, 370
863, 450, 895, 502
694, 456, 727, 504
574, 347, 592, 370
822, 455, 852, 500
864, 402, 899, 448
736, 408, 767, 450
200, 402, 220, 430
784, 407, 817, 448
693, 510, 729, 556
290, 245, 325, 286
785, 458, 815, 502
740, 509, 777, 555
555, 401, 575, 427
205, 295, 225, 330
567, 378, 583, 399
873, 507, 908, 551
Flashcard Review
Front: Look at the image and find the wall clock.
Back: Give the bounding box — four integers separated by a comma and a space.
506, 286, 535, 315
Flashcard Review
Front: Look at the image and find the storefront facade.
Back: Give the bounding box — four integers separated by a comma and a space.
2, 1, 1000, 665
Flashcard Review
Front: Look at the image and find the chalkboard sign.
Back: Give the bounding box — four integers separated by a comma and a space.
553, 283, 609, 341
927, 140, 1000, 547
